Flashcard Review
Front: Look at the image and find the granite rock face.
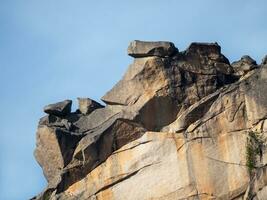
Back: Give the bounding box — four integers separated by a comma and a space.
232, 55, 257, 77
44, 100, 72, 116
77, 98, 104, 115
127, 40, 178, 58
33, 41, 267, 200
262, 55, 267, 65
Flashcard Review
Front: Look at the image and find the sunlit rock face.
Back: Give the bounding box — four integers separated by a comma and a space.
32, 41, 267, 200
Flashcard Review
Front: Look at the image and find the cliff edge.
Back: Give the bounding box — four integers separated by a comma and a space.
32, 41, 267, 200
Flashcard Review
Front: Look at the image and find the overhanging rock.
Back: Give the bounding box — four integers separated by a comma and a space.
32, 40, 267, 200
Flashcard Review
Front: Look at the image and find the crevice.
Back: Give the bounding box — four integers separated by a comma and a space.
252, 117, 267, 126
163, 90, 220, 133
187, 101, 245, 133
194, 83, 201, 100
82, 148, 85, 166
176, 136, 212, 153
229, 101, 244, 122
112, 140, 153, 155
206, 156, 246, 167
90, 162, 161, 198
177, 192, 217, 200
186, 109, 225, 133
230, 191, 246, 200
81, 112, 121, 134
227, 128, 249, 133
101, 100, 126, 106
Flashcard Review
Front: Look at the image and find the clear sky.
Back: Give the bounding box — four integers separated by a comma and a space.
0, 0, 266, 199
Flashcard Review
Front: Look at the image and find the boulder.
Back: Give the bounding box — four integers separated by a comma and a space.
44, 100, 72, 116
262, 55, 267, 65
161, 88, 221, 133
39, 115, 72, 130
182, 42, 232, 72
33, 41, 267, 200
127, 40, 178, 58
231, 55, 257, 76
241, 55, 257, 65
102, 42, 236, 130
34, 126, 82, 187
56, 64, 267, 200
186, 42, 221, 57
39, 115, 63, 126
77, 98, 104, 115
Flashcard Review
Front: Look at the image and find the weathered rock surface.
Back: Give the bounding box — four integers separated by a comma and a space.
34, 126, 82, 187
77, 98, 104, 115
232, 55, 257, 76
127, 40, 178, 58
102, 42, 236, 132
44, 100, 72, 116
59, 131, 249, 200
262, 55, 267, 65
33, 41, 267, 200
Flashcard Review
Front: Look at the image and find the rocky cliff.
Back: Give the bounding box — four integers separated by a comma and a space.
32, 41, 267, 200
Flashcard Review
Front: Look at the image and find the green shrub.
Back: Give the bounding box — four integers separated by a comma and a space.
246, 131, 265, 175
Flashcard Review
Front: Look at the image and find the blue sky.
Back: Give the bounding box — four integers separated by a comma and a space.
0, 0, 266, 199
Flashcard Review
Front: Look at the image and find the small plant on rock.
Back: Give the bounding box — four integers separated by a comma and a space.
246, 131, 265, 175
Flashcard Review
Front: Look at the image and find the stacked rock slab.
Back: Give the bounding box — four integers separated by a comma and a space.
127, 40, 178, 58
231, 55, 258, 77
77, 98, 104, 115
33, 41, 267, 200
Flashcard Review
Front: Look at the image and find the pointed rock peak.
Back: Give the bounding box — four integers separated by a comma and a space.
127, 40, 178, 58
34, 40, 267, 199
232, 55, 257, 66
261, 55, 267, 65
231, 55, 257, 76
186, 42, 221, 55
77, 98, 104, 115
44, 100, 72, 116
240, 55, 257, 65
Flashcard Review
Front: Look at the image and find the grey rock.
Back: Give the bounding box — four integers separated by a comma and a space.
102, 42, 236, 130
186, 42, 220, 55
39, 115, 62, 126
39, 114, 79, 133
73, 105, 124, 133
57, 119, 146, 192
34, 126, 82, 186
77, 98, 103, 115
185, 42, 230, 63
127, 40, 178, 58
44, 100, 72, 116
232, 55, 257, 76
262, 55, 267, 65
161, 89, 221, 132
241, 64, 267, 125
241, 55, 257, 65
36, 41, 267, 200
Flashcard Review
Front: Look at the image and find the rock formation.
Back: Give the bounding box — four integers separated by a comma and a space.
32, 40, 267, 200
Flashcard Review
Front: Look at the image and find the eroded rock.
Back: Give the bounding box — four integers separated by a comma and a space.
102, 42, 237, 131
33, 41, 267, 200
127, 40, 178, 58
77, 98, 104, 115
232, 55, 257, 76
57, 119, 146, 192
44, 100, 72, 116
34, 126, 82, 187
262, 55, 267, 65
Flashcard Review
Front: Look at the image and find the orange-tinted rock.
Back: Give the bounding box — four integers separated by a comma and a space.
33, 41, 267, 199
